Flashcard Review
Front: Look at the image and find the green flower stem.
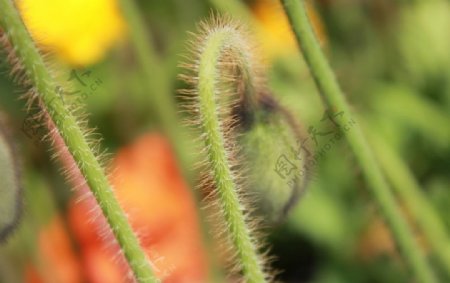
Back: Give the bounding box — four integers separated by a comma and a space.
117, 0, 176, 139
0, 1, 157, 282
117, 2, 225, 282
369, 129, 450, 277
116, 0, 196, 183
197, 28, 267, 283
279, 1, 436, 282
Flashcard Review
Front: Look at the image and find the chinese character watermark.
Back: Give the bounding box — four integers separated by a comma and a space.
21, 68, 103, 146
274, 108, 356, 189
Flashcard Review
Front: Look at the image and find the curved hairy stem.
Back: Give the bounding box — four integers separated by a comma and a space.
0, 1, 157, 282
117, 2, 225, 282
279, 0, 437, 282
199, 30, 265, 283
181, 18, 268, 283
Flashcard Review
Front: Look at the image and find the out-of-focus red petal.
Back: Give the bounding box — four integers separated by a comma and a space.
67, 133, 208, 283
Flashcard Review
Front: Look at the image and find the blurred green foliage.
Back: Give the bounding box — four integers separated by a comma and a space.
0, 0, 449, 282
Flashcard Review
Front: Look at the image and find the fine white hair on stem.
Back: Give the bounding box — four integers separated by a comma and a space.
178, 14, 273, 283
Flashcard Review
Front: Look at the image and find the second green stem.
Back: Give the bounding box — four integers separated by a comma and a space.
280, 0, 437, 282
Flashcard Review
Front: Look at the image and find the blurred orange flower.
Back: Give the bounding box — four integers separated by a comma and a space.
27, 134, 208, 283
17, 0, 125, 66
251, 0, 326, 61
25, 216, 83, 283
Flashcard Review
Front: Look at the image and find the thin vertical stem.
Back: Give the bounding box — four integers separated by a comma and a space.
116, 1, 224, 282
117, 0, 176, 137
369, 129, 450, 277
0, 0, 157, 282
279, 0, 437, 282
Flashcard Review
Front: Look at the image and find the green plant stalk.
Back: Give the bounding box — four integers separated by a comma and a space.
117, 1, 197, 185
0, 1, 157, 282
116, 2, 225, 282
116, 0, 196, 179
279, 0, 437, 282
197, 29, 267, 283
208, 0, 312, 105
369, 129, 450, 277
117, 0, 176, 139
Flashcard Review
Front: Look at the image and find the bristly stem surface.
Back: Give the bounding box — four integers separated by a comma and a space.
0, 0, 157, 282
193, 24, 268, 282
279, 0, 437, 282
116, 2, 226, 282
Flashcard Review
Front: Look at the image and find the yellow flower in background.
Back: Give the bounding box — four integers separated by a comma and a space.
17, 0, 125, 66
251, 0, 326, 61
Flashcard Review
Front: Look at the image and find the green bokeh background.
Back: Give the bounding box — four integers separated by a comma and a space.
0, 0, 449, 282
